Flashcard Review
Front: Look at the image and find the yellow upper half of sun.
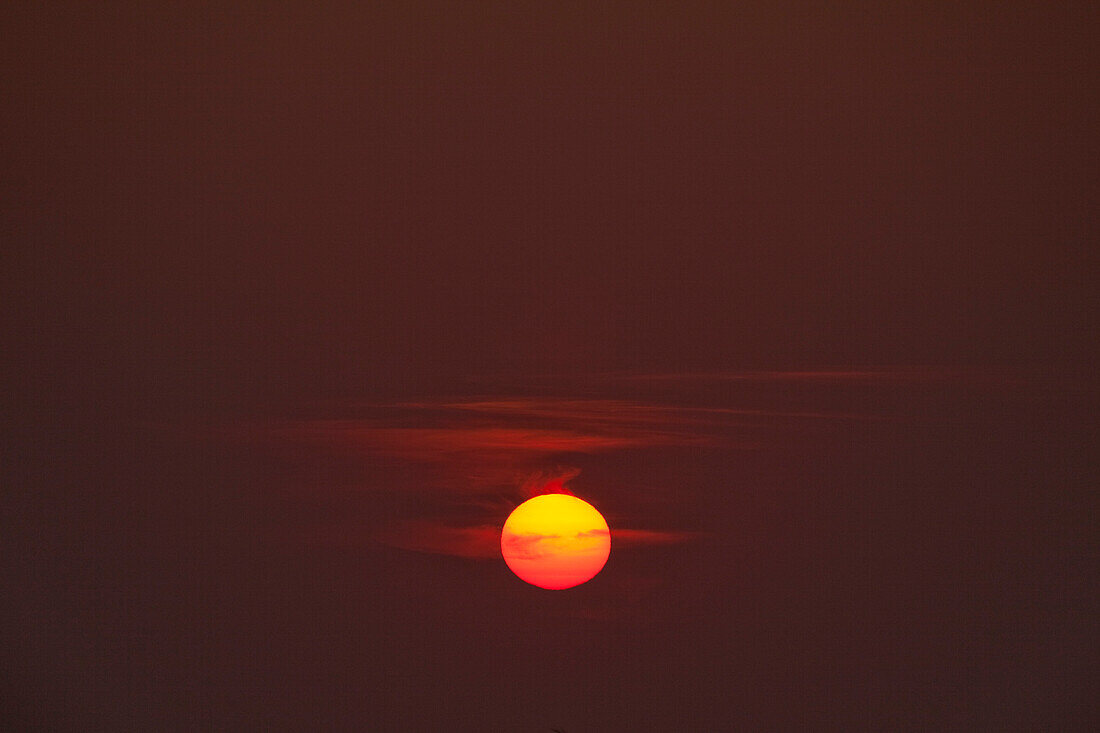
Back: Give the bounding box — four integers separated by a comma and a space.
502, 493, 609, 546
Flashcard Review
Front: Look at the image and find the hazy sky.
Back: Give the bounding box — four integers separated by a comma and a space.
3, 3, 1097, 730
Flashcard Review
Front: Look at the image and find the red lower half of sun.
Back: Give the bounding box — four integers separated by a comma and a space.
500, 494, 611, 590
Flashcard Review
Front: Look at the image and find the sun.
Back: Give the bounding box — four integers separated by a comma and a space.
501, 493, 611, 589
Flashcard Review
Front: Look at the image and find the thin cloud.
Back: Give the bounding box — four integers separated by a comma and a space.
499, 531, 556, 561
223, 393, 842, 557
615, 366, 1026, 385
229, 399, 740, 492
375, 521, 501, 559
220, 370, 1034, 574
262, 423, 667, 458
610, 529, 703, 547
393, 396, 882, 426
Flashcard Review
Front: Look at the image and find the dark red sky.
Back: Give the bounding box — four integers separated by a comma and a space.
3, 3, 1098, 730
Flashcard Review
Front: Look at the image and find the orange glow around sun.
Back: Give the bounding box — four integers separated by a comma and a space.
501, 494, 611, 590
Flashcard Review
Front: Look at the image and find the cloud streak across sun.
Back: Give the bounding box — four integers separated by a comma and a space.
364, 521, 698, 560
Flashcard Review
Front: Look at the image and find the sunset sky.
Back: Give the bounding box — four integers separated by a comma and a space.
3, 3, 1098, 730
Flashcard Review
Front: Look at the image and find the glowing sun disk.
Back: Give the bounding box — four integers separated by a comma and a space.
501, 494, 611, 590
